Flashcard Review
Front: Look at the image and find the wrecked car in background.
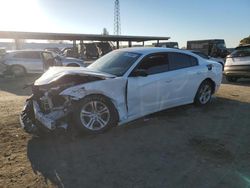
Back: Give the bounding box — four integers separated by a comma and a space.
20, 47, 222, 135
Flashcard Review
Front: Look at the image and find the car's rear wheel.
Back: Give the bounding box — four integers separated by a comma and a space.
194, 80, 213, 105
226, 76, 238, 82
11, 65, 26, 77
74, 95, 118, 134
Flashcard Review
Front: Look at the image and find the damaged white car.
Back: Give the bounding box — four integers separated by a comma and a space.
20, 47, 222, 134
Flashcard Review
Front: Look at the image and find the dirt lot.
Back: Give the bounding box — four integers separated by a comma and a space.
0, 75, 250, 188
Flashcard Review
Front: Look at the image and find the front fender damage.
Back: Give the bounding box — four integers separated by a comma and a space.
20, 96, 74, 134
60, 78, 128, 122
20, 77, 128, 135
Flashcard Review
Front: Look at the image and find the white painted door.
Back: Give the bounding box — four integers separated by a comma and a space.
127, 53, 169, 117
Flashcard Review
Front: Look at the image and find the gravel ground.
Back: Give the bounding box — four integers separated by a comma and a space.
0, 75, 250, 188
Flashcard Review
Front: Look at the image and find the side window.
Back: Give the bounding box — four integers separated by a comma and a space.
136, 54, 168, 75
13, 52, 41, 59
13, 53, 24, 58
168, 52, 198, 71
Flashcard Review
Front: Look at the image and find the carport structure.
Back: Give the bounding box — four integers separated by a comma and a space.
0, 31, 170, 56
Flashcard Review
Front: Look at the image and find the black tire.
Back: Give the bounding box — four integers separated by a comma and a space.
194, 80, 213, 106
73, 95, 118, 134
11, 65, 26, 77
226, 76, 238, 82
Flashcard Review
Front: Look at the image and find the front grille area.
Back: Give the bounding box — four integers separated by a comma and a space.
40, 96, 51, 113
32, 85, 67, 113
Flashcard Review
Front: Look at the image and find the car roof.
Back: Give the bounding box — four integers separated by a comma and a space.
117, 47, 194, 56
7, 49, 47, 54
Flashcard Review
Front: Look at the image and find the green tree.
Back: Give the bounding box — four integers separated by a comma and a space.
102, 28, 109, 35
240, 35, 250, 45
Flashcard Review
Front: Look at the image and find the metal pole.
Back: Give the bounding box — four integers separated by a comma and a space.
73, 40, 77, 57
116, 41, 119, 49
15, 39, 21, 50
128, 41, 132, 47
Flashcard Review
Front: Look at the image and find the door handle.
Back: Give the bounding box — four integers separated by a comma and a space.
196, 72, 202, 75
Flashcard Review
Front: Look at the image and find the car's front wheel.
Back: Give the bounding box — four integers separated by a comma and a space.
74, 95, 118, 134
194, 80, 213, 105
11, 65, 26, 77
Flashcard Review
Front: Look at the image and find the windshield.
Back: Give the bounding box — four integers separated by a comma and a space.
216, 42, 226, 49
88, 51, 141, 76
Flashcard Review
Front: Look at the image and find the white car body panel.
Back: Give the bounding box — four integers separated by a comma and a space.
57, 48, 222, 126
25, 47, 222, 130
60, 78, 128, 122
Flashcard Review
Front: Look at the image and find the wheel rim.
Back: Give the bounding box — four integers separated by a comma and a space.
12, 67, 24, 76
199, 84, 212, 104
80, 100, 110, 131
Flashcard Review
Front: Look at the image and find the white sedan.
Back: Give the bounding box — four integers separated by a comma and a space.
20, 47, 222, 134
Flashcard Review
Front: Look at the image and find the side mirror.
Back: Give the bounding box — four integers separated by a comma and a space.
131, 69, 148, 77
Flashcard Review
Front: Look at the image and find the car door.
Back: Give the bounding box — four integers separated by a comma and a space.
127, 53, 169, 118
160, 52, 204, 107
12, 51, 43, 73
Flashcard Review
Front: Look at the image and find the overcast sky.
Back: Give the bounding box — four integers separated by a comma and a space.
0, 0, 249, 47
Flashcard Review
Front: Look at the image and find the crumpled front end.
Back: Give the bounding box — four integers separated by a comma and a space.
20, 87, 74, 134
20, 68, 113, 134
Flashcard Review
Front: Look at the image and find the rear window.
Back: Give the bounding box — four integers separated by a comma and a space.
230, 46, 250, 57
168, 52, 198, 71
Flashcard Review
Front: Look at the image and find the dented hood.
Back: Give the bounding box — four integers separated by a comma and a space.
34, 67, 116, 86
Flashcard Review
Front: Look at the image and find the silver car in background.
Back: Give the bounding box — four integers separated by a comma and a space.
1, 50, 85, 76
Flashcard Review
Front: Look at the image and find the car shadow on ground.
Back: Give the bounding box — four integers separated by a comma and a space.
222, 77, 250, 87
0, 74, 40, 96
26, 97, 250, 188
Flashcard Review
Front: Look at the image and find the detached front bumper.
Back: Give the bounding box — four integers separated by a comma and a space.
20, 99, 70, 134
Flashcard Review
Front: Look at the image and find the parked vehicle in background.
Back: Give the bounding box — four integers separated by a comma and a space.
96, 42, 113, 55
1, 50, 85, 76
189, 50, 225, 70
61, 47, 79, 58
0, 49, 8, 75
55, 54, 85, 67
83, 43, 100, 59
154, 42, 179, 48
20, 47, 222, 135
187, 39, 228, 58
224, 44, 250, 82
44, 47, 62, 55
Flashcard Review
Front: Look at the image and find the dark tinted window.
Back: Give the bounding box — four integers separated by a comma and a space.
231, 46, 250, 57
168, 52, 198, 71
13, 51, 41, 59
137, 54, 168, 75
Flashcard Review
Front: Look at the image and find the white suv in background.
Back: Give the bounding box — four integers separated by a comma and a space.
224, 45, 250, 82
1, 50, 85, 76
